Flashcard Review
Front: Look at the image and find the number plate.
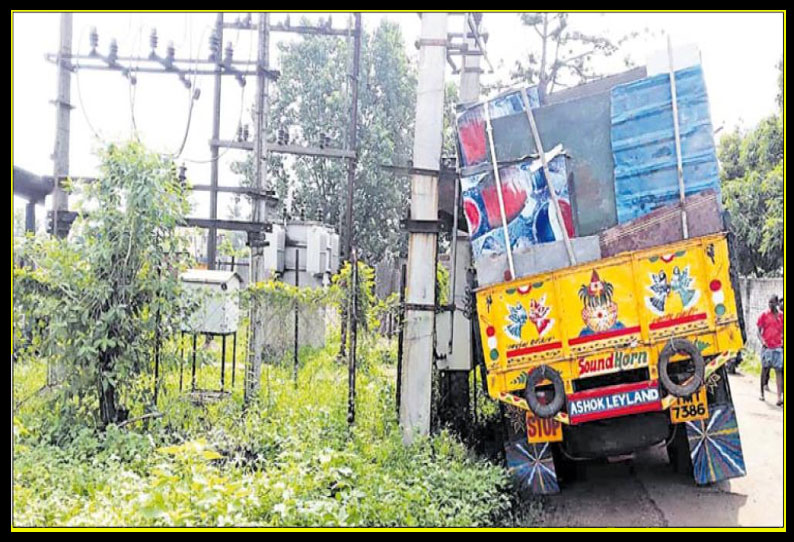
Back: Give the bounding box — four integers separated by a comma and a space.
669, 387, 709, 423
526, 412, 563, 443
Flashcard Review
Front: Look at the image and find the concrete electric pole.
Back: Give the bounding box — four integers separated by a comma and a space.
399, 12, 448, 444
51, 12, 73, 238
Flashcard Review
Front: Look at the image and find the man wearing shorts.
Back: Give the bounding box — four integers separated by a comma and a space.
757, 294, 784, 406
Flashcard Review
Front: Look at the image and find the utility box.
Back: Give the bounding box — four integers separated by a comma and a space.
329, 233, 340, 273
264, 224, 286, 273
435, 232, 473, 371
180, 270, 242, 334
306, 225, 330, 276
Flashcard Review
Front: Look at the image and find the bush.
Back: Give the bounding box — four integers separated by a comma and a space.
14, 340, 517, 527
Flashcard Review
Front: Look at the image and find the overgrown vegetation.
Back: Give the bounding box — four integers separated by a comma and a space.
13, 143, 524, 526
13, 143, 192, 431
14, 337, 520, 527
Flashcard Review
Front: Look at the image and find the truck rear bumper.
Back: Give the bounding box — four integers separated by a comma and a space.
561, 411, 671, 459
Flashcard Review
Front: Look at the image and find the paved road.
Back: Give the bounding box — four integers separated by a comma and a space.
539, 372, 784, 528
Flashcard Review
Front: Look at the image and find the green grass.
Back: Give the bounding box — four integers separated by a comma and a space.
13, 336, 525, 527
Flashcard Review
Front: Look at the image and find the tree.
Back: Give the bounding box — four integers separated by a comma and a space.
507, 13, 641, 104
14, 143, 192, 430
719, 113, 784, 276
234, 19, 416, 264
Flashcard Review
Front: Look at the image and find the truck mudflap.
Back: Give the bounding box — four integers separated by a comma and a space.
503, 406, 559, 495
685, 403, 746, 485
505, 440, 560, 496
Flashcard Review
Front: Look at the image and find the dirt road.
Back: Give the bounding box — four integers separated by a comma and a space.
539, 372, 784, 528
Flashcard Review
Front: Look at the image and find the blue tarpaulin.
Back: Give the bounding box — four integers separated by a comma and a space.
611, 65, 721, 224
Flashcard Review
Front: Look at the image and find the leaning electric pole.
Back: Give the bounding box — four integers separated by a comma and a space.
399, 12, 448, 444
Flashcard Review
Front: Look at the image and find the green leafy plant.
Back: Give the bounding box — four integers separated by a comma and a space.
13, 142, 192, 431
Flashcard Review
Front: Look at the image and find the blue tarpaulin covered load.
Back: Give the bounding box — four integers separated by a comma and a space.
611, 65, 721, 223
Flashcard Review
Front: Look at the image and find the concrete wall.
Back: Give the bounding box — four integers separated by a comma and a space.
739, 277, 784, 353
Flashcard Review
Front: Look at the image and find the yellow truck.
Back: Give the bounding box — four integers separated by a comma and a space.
475, 233, 746, 494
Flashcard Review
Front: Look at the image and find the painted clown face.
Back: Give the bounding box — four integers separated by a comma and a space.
579, 270, 618, 332
581, 302, 618, 333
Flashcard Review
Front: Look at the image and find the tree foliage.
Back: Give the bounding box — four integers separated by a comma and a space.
719, 111, 784, 276
13, 143, 193, 431
234, 19, 417, 264
507, 13, 642, 104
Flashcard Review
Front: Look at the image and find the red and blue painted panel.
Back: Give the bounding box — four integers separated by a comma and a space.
505, 440, 559, 495
686, 403, 746, 485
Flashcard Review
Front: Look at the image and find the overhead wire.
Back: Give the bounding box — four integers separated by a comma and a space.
74, 24, 109, 144
180, 15, 254, 165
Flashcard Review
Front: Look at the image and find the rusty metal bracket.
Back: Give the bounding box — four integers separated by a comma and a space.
382, 164, 440, 177
414, 38, 448, 49
404, 302, 455, 314
401, 218, 449, 234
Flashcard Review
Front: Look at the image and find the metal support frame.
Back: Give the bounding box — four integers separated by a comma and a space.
183, 331, 237, 396
211, 138, 356, 159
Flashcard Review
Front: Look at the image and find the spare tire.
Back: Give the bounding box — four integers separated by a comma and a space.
523, 365, 565, 419
658, 338, 705, 397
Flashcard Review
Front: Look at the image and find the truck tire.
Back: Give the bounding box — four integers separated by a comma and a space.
658, 338, 705, 398
523, 365, 565, 419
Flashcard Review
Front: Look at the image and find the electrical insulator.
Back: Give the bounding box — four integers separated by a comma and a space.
236, 124, 243, 142
89, 27, 99, 55
109, 39, 119, 64
149, 28, 158, 53
319, 132, 327, 149
278, 127, 289, 146
208, 32, 220, 62
166, 42, 176, 63
242, 124, 249, 141
178, 163, 187, 185
224, 42, 234, 68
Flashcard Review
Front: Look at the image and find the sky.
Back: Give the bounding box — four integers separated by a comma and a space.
12, 11, 784, 226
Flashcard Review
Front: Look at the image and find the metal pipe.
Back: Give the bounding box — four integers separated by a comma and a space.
667, 35, 689, 239
347, 248, 359, 425
396, 262, 407, 417
520, 88, 576, 265
343, 13, 362, 262
482, 103, 516, 279
221, 334, 227, 391
448, 169, 460, 354
207, 13, 224, 270
231, 331, 237, 388
191, 333, 197, 391
293, 249, 300, 384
